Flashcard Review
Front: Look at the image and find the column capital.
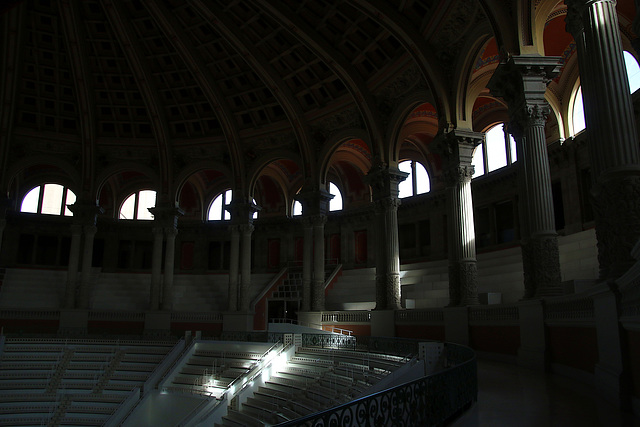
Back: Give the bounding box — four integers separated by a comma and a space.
565, 0, 614, 36
366, 162, 409, 201
433, 128, 482, 166
295, 187, 333, 216
443, 165, 475, 187
227, 200, 261, 225
148, 204, 184, 228
304, 214, 327, 227
373, 196, 401, 213
238, 223, 255, 234
164, 227, 179, 238
68, 200, 104, 226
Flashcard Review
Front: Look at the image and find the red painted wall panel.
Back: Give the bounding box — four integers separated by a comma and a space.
547, 326, 598, 373
395, 324, 445, 341
469, 325, 520, 355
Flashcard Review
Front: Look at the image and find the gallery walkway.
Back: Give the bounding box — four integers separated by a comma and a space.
452, 358, 640, 427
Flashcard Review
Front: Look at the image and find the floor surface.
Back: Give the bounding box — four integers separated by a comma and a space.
452, 359, 640, 427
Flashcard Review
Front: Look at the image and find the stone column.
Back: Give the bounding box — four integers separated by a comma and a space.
162, 227, 178, 310
238, 224, 254, 311
311, 215, 327, 311
149, 204, 184, 311
488, 55, 564, 297
296, 188, 332, 312
78, 225, 97, 309
436, 130, 481, 306
301, 220, 313, 311
64, 224, 83, 308
67, 201, 103, 309
566, 0, 640, 279
150, 226, 164, 310
367, 164, 408, 310
228, 225, 240, 311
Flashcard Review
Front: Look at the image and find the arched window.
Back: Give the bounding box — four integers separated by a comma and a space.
119, 190, 156, 220
472, 124, 517, 178
571, 51, 640, 137
329, 182, 342, 211
208, 190, 258, 220
208, 189, 232, 221
21, 184, 76, 216
398, 160, 430, 198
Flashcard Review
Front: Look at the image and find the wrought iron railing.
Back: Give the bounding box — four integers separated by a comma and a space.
275, 342, 476, 427
301, 333, 356, 349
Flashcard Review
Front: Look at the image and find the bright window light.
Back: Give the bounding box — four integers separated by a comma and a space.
398, 161, 412, 198
208, 189, 232, 221
329, 182, 342, 211
292, 200, 302, 216
471, 146, 485, 177
485, 125, 508, 172
21, 184, 77, 216
21, 187, 40, 213
119, 190, 156, 220
414, 162, 430, 194
64, 190, 76, 216
398, 160, 430, 198
624, 51, 640, 93
572, 86, 586, 136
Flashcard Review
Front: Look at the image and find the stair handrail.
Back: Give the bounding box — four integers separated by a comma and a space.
324, 263, 342, 291
250, 266, 288, 310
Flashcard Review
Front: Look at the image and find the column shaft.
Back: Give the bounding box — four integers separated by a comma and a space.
65, 225, 83, 308
150, 227, 164, 310
78, 226, 97, 309
228, 226, 240, 311
239, 224, 254, 312
311, 216, 326, 311
567, 0, 640, 278
381, 198, 402, 310
301, 223, 313, 311
162, 228, 177, 310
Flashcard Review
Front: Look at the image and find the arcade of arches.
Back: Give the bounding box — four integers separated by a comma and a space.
1, 0, 640, 415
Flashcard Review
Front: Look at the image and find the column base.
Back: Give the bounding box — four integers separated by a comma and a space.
58, 310, 88, 335
443, 306, 469, 345
223, 312, 254, 332
370, 310, 395, 337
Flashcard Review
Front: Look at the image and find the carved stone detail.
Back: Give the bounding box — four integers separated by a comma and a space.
459, 262, 479, 306
529, 236, 563, 297
591, 175, 640, 278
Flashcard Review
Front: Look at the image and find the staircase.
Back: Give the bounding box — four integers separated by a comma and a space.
401, 260, 450, 308
325, 267, 376, 310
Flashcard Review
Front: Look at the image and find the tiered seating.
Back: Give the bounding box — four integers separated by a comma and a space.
0, 338, 177, 426
215, 346, 409, 427
168, 348, 263, 397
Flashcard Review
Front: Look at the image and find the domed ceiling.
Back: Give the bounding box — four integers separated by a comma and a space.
1, 0, 637, 210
